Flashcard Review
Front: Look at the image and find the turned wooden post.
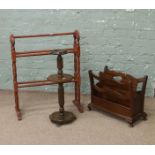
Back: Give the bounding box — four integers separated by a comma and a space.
57, 55, 65, 115
73, 31, 83, 112
10, 34, 21, 120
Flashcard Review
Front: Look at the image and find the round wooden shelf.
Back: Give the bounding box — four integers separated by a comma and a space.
50, 49, 72, 55
47, 73, 74, 83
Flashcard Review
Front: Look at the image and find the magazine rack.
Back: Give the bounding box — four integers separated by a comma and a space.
10, 30, 83, 121
88, 66, 148, 127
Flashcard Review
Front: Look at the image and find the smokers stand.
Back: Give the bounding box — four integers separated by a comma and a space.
10, 30, 83, 124
47, 50, 76, 124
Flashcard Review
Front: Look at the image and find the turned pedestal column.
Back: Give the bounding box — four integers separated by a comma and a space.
48, 54, 76, 125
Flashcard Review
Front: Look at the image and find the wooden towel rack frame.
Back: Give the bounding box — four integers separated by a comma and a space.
10, 30, 83, 120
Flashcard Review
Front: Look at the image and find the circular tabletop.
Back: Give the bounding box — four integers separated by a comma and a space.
47, 73, 74, 83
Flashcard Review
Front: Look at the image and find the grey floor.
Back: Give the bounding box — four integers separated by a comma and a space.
0, 90, 155, 144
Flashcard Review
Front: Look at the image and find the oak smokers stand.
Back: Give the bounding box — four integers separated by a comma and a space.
88, 66, 148, 127
47, 50, 76, 124
10, 30, 83, 121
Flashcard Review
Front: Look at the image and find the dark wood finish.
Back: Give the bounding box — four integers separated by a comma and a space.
88, 66, 148, 127
10, 31, 83, 120
48, 54, 76, 124
47, 74, 73, 83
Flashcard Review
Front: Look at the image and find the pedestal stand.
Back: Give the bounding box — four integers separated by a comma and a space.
48, 52, 76, 125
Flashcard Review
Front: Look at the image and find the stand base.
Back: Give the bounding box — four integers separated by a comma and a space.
49, 111, 76, 125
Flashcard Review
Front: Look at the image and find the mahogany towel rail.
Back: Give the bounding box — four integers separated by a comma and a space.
10, 30, 83, 120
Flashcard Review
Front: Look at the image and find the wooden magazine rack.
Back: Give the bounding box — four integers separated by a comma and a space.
10, 30, 83, 121
88, 66, 148, 127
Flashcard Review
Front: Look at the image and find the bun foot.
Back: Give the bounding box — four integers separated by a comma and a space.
88, 104, 92, 111
142, 112, 147, 121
